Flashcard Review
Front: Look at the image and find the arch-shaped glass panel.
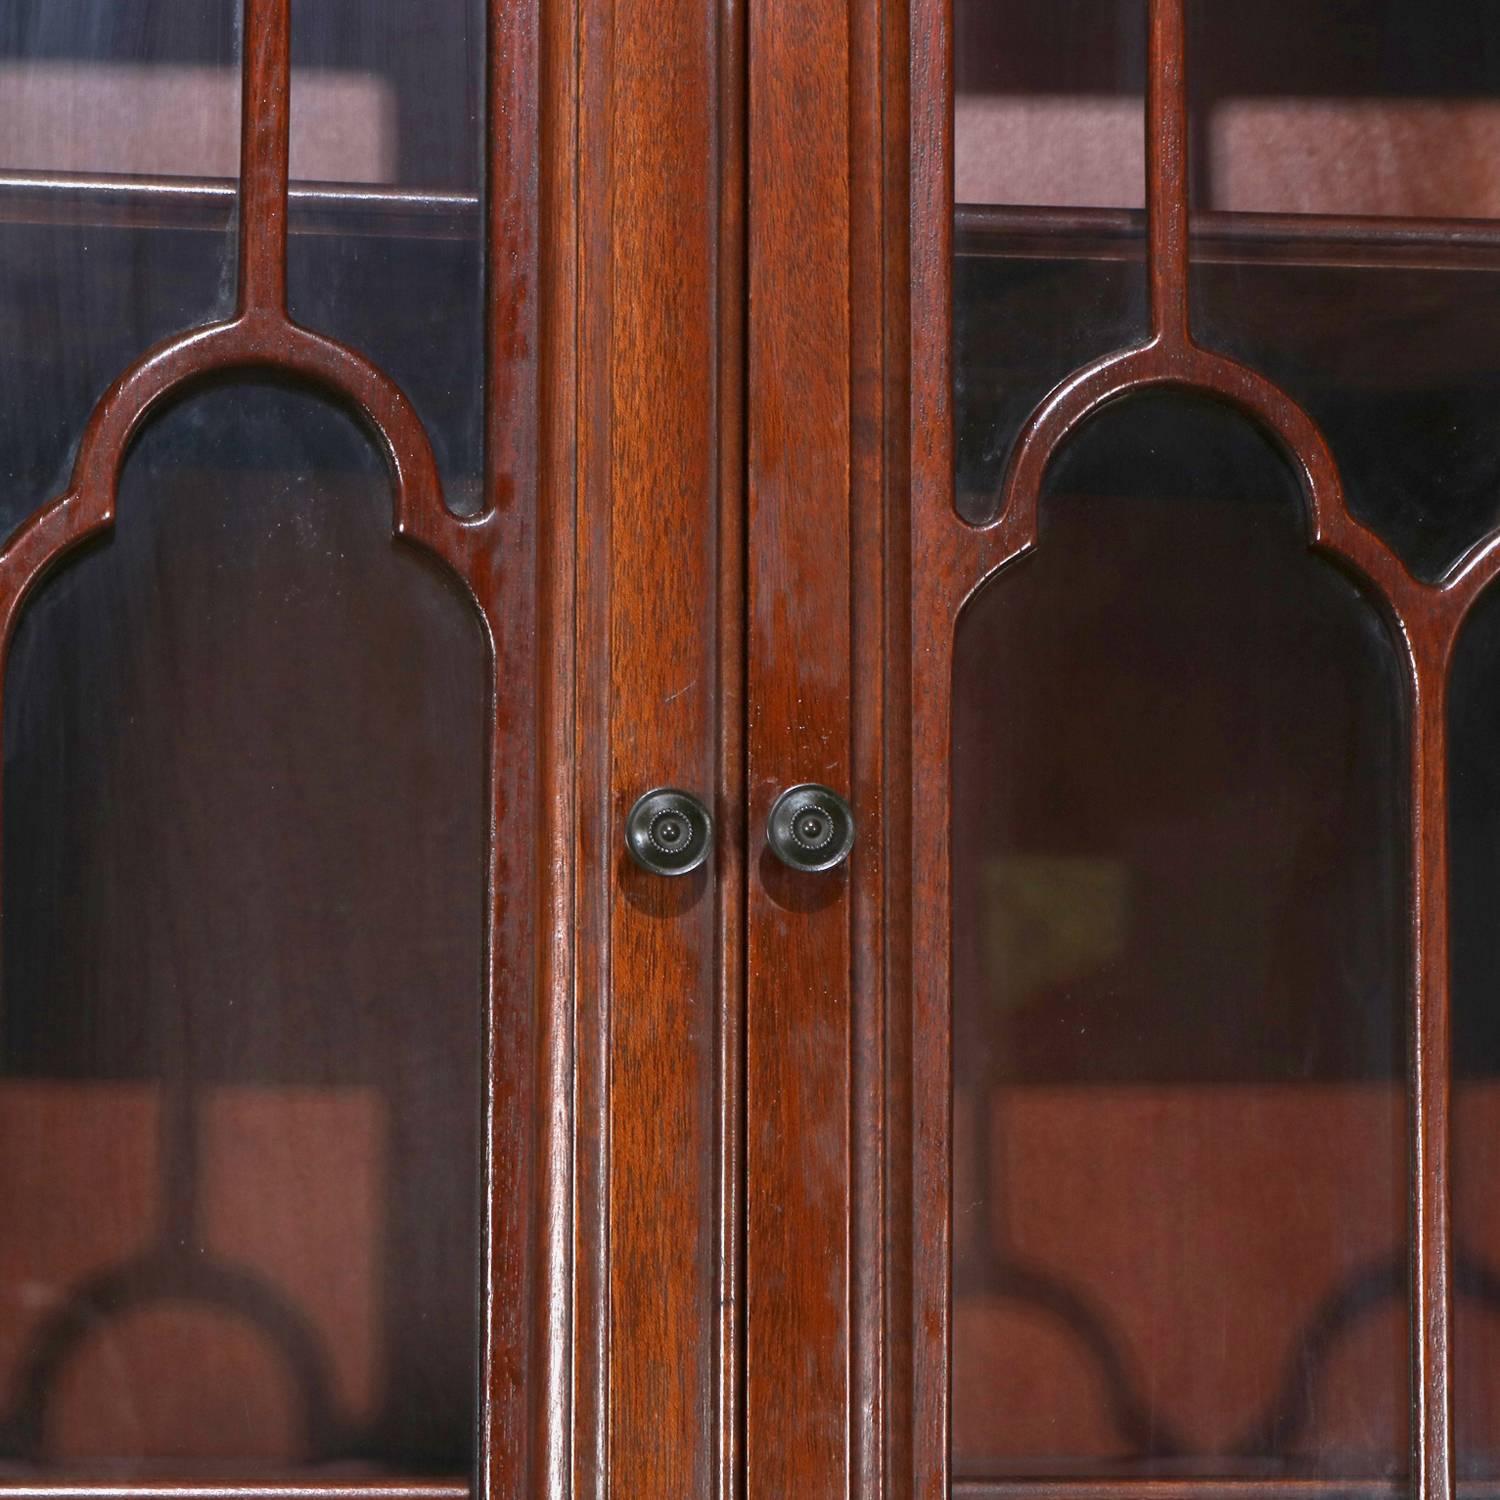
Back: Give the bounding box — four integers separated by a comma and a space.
951, 391, 1409, 1482
0, 383, 485, 1477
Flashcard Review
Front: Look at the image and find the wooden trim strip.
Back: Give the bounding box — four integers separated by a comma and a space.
571, 0, 736, 1493
0, 1485, 468, 1500
1144, 0, 1187, 344
0, 1486, 468, 1500
236, 0, 290, 314
953, 1483, 1500, 1500
715, 0, 748, 1494
744, 0, 856, 1491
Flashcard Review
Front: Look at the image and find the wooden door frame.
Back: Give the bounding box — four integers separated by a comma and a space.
739, 0, 908, 1498
561, 0, 745, 1497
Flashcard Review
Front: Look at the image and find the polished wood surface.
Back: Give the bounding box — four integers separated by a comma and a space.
572, 0, 740, 1496
744, 0, 850, 1485
16, 0, 1500, 1494
743, 0, 890, 1491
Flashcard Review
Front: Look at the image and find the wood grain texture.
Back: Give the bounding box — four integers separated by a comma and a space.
906, 0, 954, 1489
850, 0, 891, 1488
715, 1, 748, 1497
573, 0, 740, 1493
881, 0, 916, 1493
745, 0, 854, 1489
744, 0, 891, 1491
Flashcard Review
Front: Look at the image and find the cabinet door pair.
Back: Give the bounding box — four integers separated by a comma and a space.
2, 0, 1500, 1498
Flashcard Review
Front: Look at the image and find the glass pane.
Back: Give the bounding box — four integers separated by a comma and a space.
0, 2, 240, 178
0, 385, 485, 1478
286, 0, 486, 513
1186, 0, 1500, 220
954, 0, 1147, 524
1188, 0, 1500, 582
0, 0, 240, 545
955, 0, 1145, 211
1449, 588, 1500, 1483
950, 393, 1409, 1484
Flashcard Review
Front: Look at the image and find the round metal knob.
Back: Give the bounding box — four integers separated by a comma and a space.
625, 788, 713, 876
766, 783, 855, 873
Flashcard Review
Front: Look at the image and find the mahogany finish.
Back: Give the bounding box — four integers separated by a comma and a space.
744, 0, 854, 1488
572, 0, 740, 1497
743, 0, 894, 1495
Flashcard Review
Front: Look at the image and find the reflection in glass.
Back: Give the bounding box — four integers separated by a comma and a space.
1, 385, 484, 1474
950, 393, 1409, 1481
1187, 0, 1500, 581
0, 0, 241, 547
953, 0, 1147, 525
286, 0, 486, 515
1187, 0, 1500, 220
955, 0, 1145, 211
0, 0, 239, 178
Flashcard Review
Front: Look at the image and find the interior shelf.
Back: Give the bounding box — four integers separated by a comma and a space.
0, 170, 478, 240
955, 1479, 1500, 1499
0, 1470, 468, 1499
957, 202, 1500, 273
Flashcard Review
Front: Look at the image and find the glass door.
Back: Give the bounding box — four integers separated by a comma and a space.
0, 0, 550, 1493
906, 0, 1500, 1494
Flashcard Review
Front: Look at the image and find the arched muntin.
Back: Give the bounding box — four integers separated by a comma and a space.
0, 0, 503, 656
953, 340, 1421, 643
990, 339, 1500, 642
0, 376, 491, 1464
0, 307, 502, 655
939, 0, 1500, 654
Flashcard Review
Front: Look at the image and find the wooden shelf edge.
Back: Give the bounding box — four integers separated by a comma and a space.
0, 170, 479, 239
0, 1479, 469, 1499
955, 202, 1500, 272
955, 1480, 1500, 1499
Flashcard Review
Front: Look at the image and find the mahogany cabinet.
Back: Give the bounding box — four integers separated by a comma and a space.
1, 0, 1498, 1498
